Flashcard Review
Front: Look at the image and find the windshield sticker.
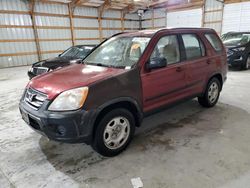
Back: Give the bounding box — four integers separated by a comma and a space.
132, 37, 150, 43
125, 66, 131, 70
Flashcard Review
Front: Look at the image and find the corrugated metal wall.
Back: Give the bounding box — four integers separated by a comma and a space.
142, 9, 166, 29
167, 8, 202, 28
1, 0, 249, 68
124, 13, 139, 32
35, 2, 72, 59
74, 6, 99, 45
0, 0, 139, 68
0, 0, 38, 67
204, 0, 223, 34
222, 1, 250, 34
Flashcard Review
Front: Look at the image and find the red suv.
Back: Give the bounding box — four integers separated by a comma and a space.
19, 28, 227, 156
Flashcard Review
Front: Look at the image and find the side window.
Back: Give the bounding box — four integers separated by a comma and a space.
205, 33, 223, 52
182, 34, 205, 60
150, 35, 180, 65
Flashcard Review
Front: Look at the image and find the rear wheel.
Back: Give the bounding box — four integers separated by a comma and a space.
198, 77, 221, 108
92, 108, 135, 157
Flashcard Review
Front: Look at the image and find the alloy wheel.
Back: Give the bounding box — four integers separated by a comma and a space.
208, 82, 219, 104
103, 116, 130, 150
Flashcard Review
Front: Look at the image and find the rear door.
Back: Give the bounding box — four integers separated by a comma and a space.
141, 34, 189, 112
179, 33, 210, 95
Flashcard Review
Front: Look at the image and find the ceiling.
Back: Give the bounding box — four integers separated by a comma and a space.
41, 0, 198, 12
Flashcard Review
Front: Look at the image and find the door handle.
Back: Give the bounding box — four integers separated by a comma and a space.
207, 59, 212, 64
176, 67, 183, 72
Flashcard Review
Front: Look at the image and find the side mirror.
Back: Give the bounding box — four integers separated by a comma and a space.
58, 54, 62, 57
146, 57, 167, 70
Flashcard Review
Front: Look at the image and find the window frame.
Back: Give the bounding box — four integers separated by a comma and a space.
204, 33, 224, 53
149, 34, 182, 67
180, 33, 207, 61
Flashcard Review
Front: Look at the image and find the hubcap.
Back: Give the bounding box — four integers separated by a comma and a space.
103, 116, 130, 150
208, 82, 219, 104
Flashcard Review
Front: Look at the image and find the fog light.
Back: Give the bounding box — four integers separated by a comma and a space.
57, 126, 66, 136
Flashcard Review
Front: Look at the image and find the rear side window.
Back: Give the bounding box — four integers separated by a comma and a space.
182, 34, 205, 60
205, 33, 223, 52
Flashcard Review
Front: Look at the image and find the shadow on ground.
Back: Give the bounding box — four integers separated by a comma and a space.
38, 99, 242, 186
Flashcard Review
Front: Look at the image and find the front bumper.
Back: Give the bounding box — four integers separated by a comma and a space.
227, 51, 246, 67
19, 97, 97, 144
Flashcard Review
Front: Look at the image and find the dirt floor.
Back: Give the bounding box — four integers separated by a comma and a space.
0, 66, 250, 188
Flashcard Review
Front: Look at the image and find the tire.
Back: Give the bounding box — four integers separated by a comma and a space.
92, 108, 135, 157
198, 77, 221, 108
241, 55, 250, 70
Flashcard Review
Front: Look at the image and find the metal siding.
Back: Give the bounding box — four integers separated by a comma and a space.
40, 41, 72, 52
125, 21, 139, 29
0, 28, 35, 39
42, 53, 60, 60
37, 29, 71, 39
103, 10, 120, 18
75, 40, 99, 45
205, 0, 223, 11
0, 14, 32, 25
0, 42, 37, 54
102, 30, 121, 38
35, 16, 70, 27
204, 0, 224, 34
125, 13, 138, 20
142, 20, 152, 29
73, 18, 98, 27
34, 2, 68, 15
143, 10, 152, 19
167, 8, 202, 28
222, 2, 250, 34
0, 0, 29, 11
0, 55, 38, 68
74, 7, 98, 16
154, 18, 166, 28
102, 20, 121, 28
75, 30, 99, 38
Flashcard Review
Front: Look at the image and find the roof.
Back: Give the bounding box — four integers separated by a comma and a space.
117, 27, 215, 37
40, 0, 204, 12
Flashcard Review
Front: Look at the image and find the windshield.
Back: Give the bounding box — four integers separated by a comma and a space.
222, 33, 250, 46
61, 46, 94, 59
84, 36, 151, 68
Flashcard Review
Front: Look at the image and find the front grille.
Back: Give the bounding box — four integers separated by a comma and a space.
33, 67, 49, 75
227, 49, 234, 56
24, 87, 47, 110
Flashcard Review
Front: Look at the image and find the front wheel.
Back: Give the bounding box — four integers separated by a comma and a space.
92, 108, 135, 157
241, 55, 250, 70
198, 77, 221, 108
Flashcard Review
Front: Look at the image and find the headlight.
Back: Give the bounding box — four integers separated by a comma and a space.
48, 87, 89, 111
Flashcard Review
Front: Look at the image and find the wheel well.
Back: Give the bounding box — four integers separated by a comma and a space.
92, 101, 142, 139
211, 74, 223, 90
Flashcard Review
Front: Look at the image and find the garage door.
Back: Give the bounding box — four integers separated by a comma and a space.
167, 8, 202, 28
222, 2, 250, 34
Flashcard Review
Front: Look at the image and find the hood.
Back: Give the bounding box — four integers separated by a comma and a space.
33, 56, 81, 69
28, 64, 128, 100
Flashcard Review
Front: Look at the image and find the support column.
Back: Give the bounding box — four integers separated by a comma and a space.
152, 8, 154, 29
98, 6, 104, 42
68, 4, 75, 46
29, 0, 42, 61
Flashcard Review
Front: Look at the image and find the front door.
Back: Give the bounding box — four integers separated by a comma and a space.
141, 34, 189, 112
